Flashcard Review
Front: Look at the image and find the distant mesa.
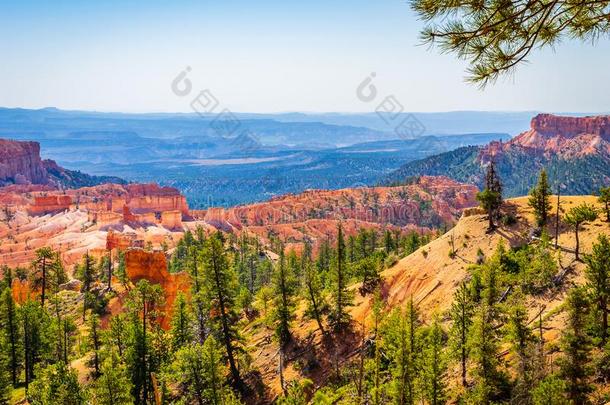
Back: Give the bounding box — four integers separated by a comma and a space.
482, 113, 610, 159
0, 140, 48, 185
0, 138, 125, 188
387, 114, 610, 197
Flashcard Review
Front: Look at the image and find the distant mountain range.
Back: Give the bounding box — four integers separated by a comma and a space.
1, 107, 581, 145
0, 107, 516, 207
5, 107, 608, 206
387, 114, 610, 196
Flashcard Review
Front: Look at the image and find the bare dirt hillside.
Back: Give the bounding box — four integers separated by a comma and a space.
249, 195, 610, 398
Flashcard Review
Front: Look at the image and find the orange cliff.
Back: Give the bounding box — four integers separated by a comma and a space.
194, 176, 476, 227
125, 249, 191, 329
1, 174, 476, 267
0, 140, 49, 185
480, 113, 610, 161
0, 182, 190, 268
188, 176, 478, 254
27, 195, 72, 215
21, 183, 188, 229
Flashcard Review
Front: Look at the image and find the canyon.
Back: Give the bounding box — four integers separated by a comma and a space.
0, 138, 479, 268
0, 171, 477, 268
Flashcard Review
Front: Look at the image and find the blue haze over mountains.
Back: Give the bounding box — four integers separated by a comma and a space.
0, 107, 593, 208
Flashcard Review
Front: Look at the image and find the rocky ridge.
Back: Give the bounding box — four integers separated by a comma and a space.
388, 114, 610, 196
0, 138, 125, 187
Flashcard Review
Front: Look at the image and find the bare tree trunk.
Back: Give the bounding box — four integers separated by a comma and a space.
602, 296, 608, 345
574, 225, 580, 261
279, 348, 286, 395
41, 257, 46, 307
555, 189, 561, 249
107, 251, 113, 291
357, 322, 365, 402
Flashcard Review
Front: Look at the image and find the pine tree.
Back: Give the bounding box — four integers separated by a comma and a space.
273, 249, 296, 347
188, 245, 208, 344
420, 318, 447, 405
356, 257, 380, 295
356, 229, 369, 260
30, 247, 54, 307
50, 295, 65, 364
505, 296, 538, 403
76, 252, 97, 320
384, 229, 394, 254
371, 291, 384, 405
302, 241, 327, 335
116, 250, 128, 289
529, 169, 553, 227
558, 287, 592, 404
21, 299, 51, 391
598, 186, 610, 222
468, 261, 505, 403
88, 313, 102, 378
27, 363, 85, 405
347, 235, 356, 263
170, 292, 194, 351
477, 161, 503, 231
316, 238, 332, 279
102, 251, 113, 291
449, 281, 473, 388
108, 314, 127, 357
91, 351, 133, 405
584, 234, 610, 345
171, 336, 240, 405
329, 223, 352, 330
0, 335, 11, 404
0, 288, 21, 386
411, 0, 610, 85
126, 280, 164, 404
564, 203, 598, 261
286, 250, 301, 286
48, 251, 67, 296
531, 376, 568, 405
276, 379, 314, 405
469, 303, 502, 403
64, 317, 76, 364
382, 303, 418, 405
201, 232, 242, 385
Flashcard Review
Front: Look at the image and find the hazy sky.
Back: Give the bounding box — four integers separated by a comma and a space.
1, 0, 609, 113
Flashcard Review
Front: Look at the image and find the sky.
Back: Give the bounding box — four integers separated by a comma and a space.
1, 0, 609, 114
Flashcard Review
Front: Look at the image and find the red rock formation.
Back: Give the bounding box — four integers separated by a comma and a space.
89, 210, 123, 227
198, 176, 476, 230
530, 114, 610, 139
124, 184, 189, 216
161, 210, 183, 230
73, 183, 189, 226
27, 195, 72, 215
0, 140, 49, 185
122, 205, 137, 223
483, 114, 610, 159
106, 230, 139, 251
125, 249, 191, 329
11, 278, 35, 304
193, 176, 476, 253
134, 212, 157, 225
